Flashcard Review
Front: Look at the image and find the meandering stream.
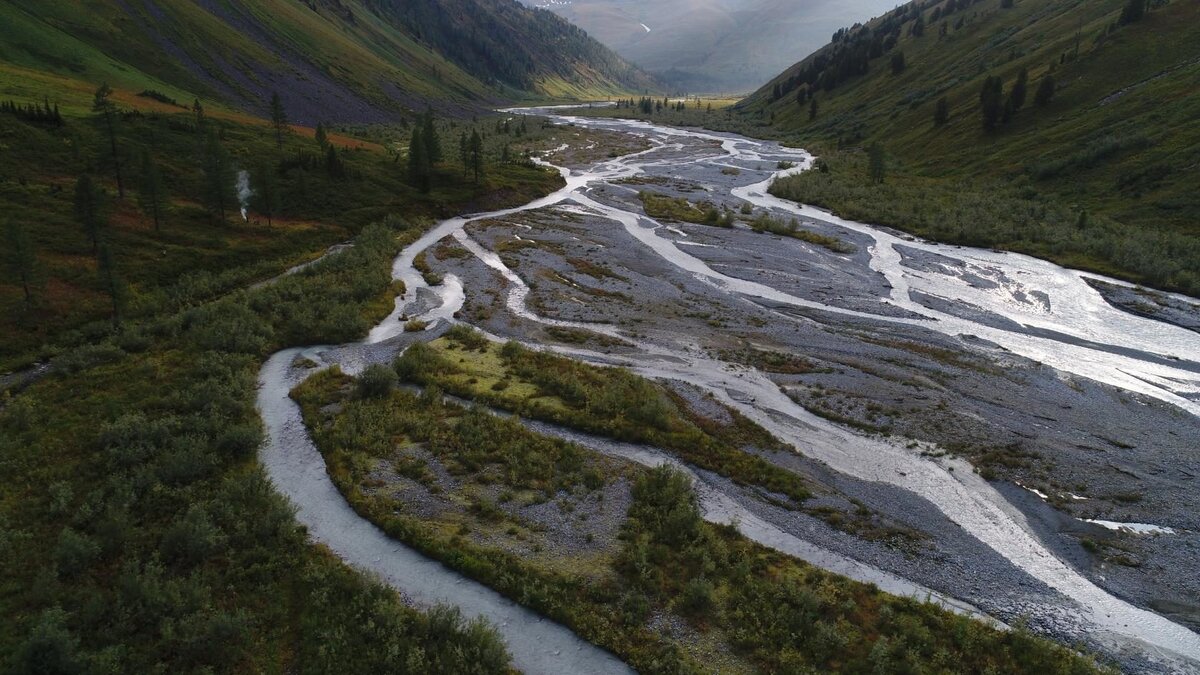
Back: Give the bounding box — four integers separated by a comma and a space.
258, 107, 1200, 672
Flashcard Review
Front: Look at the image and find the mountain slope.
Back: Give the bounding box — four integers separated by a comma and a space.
0, 0, 652, 124
525, 0, 898, 92
739, 0, 1200, 295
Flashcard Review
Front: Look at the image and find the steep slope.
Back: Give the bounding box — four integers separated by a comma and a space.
525, 0, 898, 92
0, 0, 652, 124
739, 0, 1200, 295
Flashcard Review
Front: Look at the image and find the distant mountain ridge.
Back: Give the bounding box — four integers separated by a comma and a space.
524, 0, 898, 92
0, 0, 653, 124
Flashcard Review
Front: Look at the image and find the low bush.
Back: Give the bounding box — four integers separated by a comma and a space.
356, 363, 398, 399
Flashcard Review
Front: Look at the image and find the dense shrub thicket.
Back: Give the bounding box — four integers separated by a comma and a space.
0, 221, 514, 673
770, 158, 1200, 295
295, 365, 1107, 675
394, 335, 813, 505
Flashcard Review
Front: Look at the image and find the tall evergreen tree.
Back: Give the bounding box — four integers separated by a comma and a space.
201, 131, 234, 222
252, 160, 281, 227
422, 110, 442, 165
459, 131, 470, 178
269, 92, 288, 149
97, 242, 126, 328
868, 143, 886, 184
891, 51, 907, 76
1034, 73, 1056, 107
979, 76, 1004, 131
809, 96, 819, 121
192, 98, 206, 131
2, 219, 41, 308
910, 13, 926, 37
137, 150, 168, 232
934, 97, 951, 125
73, 174, 105, 255
408, 126, 431, 193
324, 145, 345, 180
92, 82, 124, 199
315, 122, 329, 150
1119, 0, 1146, 25
468, 130, 485, 184
1010, 67, 1029, 112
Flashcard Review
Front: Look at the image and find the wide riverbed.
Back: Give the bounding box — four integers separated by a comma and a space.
260, 107, 1200, 673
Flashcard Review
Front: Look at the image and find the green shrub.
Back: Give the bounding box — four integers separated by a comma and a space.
53, 528, 99, 578
445, 324, 491, 351
356, 363, 398, 399
160, 505, 224, 567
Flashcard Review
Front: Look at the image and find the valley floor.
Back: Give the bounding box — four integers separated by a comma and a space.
264, 112, 1199, 673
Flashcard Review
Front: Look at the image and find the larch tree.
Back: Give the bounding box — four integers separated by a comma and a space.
92, 82, 124, 199
97, 242, 126, 328
252, 161, 281, 227
2, 219, 41, 308
1034, 73, 1056, 107
192, 98, 206, 132
73, 174, 106, 255
137, 150, 168, 232
468, 130, 485, 184
979, 75, 1004, 131
459, 131, 470, 179
868, 143, 886, 184
269, 92, 288, 149
1010, 67, 1029, 112
1119, 0, 1146, 25
422, 110, 442, 165
934, 96, 951, 126
408, 126, 431, 193
201, 130, 234, 222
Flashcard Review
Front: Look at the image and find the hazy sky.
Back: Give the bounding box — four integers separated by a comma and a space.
528, 0, 901, 92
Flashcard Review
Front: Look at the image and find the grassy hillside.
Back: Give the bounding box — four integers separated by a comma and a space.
0, 61, 572, 374
0, 0, 652, 125
737, 0, 1200, 295
0, 50, 578, 670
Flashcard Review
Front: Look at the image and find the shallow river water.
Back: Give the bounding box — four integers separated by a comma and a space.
259, 106, 1200, 672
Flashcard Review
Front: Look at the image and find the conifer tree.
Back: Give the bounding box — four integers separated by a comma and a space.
270, 92, 288, 149
459, 131, 470, 178
97, 242, 126, 328
408, 126, 431, 193
201, 130, 234, 222
324, 145, 345, 180
468, 130, 485, 184
1119, 0, 1146, 25
1010, 67, 1029, 111
422, 110, 442, 165
315, 122, 329, 150
868, 143, 886, 184
252, 161, 281, 226
934, 96, 951, 126
73, 174, 105, 255
979, 76, 1004, 131
2, 219, 41, 308
192, 98, 206, 131
1034, 73, 1056, 107
809, 96, 819, 121
137, 150, 168, 232
92, 83, 124, 199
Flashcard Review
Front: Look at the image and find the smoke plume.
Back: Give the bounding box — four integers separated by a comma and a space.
236, 170, 253, 221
